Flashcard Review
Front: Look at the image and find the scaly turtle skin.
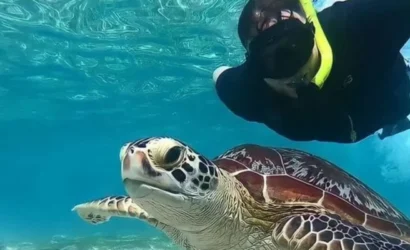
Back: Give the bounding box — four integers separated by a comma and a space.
73, 137, 410, 250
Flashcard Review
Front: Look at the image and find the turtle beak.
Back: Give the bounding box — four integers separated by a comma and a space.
120, 145, 163, 185
120, 145, 147, 181
120, 144, 184, 199
119, 143, 131, 162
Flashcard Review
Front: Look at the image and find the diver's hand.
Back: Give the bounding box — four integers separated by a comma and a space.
264, 78, 298, 99
295, 82, 321, 102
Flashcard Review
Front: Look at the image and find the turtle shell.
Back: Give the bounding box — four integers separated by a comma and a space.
213, 144, 410, 240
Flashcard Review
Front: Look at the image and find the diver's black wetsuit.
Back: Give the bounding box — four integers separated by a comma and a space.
216, 0, 410, 143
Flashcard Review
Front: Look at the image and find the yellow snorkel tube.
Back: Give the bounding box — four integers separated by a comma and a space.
299, 0, 333, 89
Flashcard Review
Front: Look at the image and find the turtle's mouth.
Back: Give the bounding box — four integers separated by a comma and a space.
123, 178, 181, 197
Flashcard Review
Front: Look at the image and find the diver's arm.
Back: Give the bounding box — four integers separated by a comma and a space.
272, 106, 354, 143
261, 108, 355, 143
216, 83, 354, 142
346, 0, 410, 57
262, 85, 355, 143
214, 71, 265, 123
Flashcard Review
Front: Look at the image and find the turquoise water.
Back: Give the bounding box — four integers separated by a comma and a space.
0, 0, 409, 249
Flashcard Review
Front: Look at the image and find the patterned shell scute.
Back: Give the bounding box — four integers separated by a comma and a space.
213, 144, 410, 239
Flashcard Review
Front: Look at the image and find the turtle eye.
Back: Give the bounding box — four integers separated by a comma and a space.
164, 146, 184, 165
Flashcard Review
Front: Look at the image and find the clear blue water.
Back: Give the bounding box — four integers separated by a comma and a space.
0, 0, 409, 249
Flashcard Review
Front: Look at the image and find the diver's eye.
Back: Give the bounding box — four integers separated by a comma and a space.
164, 146, 184, 165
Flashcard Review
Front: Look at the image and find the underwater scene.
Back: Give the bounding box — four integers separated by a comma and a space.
1, 0, 410, 249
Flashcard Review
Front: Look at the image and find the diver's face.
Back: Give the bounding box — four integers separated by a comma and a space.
246, 10, 306, 50
245, 9, 318, 97
264, 43, 320, 99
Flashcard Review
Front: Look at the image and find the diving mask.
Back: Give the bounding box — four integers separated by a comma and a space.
247, 18, 316, 80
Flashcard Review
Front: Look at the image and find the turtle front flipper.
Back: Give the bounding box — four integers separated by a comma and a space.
273, 214, 410, 250
73, 196, 196, 249
72, 195, 157, 225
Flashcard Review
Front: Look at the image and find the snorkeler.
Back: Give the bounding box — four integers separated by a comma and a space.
213, 0, 410, 143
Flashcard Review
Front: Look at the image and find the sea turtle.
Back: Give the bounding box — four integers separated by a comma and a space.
73, 137, 410, 250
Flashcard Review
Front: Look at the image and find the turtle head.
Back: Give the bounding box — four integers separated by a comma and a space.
120, 137, 224, 230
